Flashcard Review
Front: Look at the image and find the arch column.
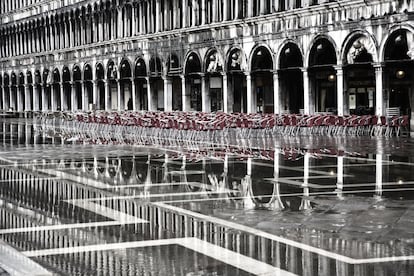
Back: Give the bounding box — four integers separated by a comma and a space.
181, 75, 188, 111
302, 68, 310, 115
201, 74, 208, 112
245, 72, 252, 114
131, 78, 136, 110
25, 84, 32, 111
51, 83, 57, 111
0, 86, 3, 110
33, 84, 40, 111
374, 63, 384, 116
117, 80, 122, 111
104, 80, 110, 110
335, 65, 344, 116
163, 76, 172, 112
146, 77, 153, 111
41, 84, 47, 111
60, 82, 66, 111
93, 80, 99, 109
273, 71, 280, 114
17, 86, 23, 112
71, 82, 77, 111
222, 73, 228, 113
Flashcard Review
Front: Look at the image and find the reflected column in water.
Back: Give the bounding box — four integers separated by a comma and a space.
271, 148, 284, 210
375, 154, 383, 198
300, 152, 312, 210
336, 156, 344, 199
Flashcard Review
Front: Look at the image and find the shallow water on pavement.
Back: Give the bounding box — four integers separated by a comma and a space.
0, 118, 414, 275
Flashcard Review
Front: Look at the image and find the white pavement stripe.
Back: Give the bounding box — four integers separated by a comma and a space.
106, 182, 206, 189
22, 238, 296, 276
180, 238, 296, 276
83, 190, 232, 201
68, 200, 147, 223
23, 239, 178, 257
0, 220, 144, 235
0, 240, 53, 276
154, 202, 414, 265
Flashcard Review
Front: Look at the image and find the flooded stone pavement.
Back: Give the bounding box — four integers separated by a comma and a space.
1, 118, 414, 275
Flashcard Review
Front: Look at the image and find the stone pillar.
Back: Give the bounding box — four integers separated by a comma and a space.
273, 71, 280, 114
374, 63, 384, 116
163, 76, 172, 112
93, 80, 99, 109
260, 0, 266, 14
131, 4, 136, 35
117, 8, 123, 38
201, 0, 206, 25
104, 80, 110, 110
60, 83, 66, 111
131, 78, 136, 110
117, 80, 122, 111
302, 68, 310, 115
335, 65, 344, 116
82, 81, 88, 110
51, 84, 56, 111
223, 0, 229, 20
0, 86, 4, 110
181, 75, 187, 111
71, 82, 77, 111
146, 77, 153, 111
41, 85, 47, 111
191, 0, 197, 26
212, 0, 217, 22
201, 74, 208, 112
247, 0, 253, 17
17, 87, 23, 112
33, 85, 40, 111
222, 73, 228, 113
182, 0, 187, 27
246, 72, 252, 114
155, 0, 161, 32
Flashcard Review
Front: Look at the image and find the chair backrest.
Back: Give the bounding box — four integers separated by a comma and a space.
386, 107, 400, 117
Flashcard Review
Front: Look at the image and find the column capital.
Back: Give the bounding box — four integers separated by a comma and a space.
301, 67, 308, 73
373, 62, 385, 70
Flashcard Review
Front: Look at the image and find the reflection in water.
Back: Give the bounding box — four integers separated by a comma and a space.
0, 119, 414, 275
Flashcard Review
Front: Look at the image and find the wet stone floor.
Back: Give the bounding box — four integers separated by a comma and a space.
0, 118, 414, 275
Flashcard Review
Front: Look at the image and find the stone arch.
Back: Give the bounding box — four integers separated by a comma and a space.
134, 57, 147, 77
83, 64, 93, 81
73, 65, 82, 81
119, 58, 132, 79
96, 63, 105, 80
250, 44, 274, 72
205, 47, 224, 73
184, 51, 202, 75
52, 68, 60, 83
278, 41, 304, 69
379, 24, 414, 62
226, 47, 248, 72
342, 30, 379, 65
149, 55, 163, 77
62, 66, 71, 82
107, 60, 117, 80
307, 35, 339, 67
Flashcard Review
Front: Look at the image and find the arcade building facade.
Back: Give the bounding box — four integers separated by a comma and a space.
1, 0, 414, 129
